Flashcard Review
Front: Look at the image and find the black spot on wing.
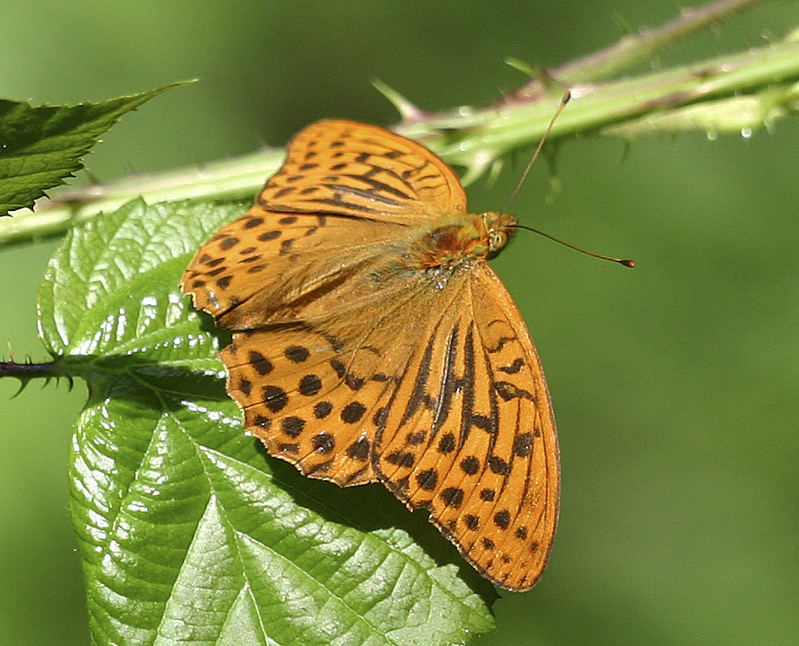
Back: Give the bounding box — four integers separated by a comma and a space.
488, 456, 510, 475
386, 451, 414, 467
312, 432, 335, 453
249, 351, 273, 375
438, 433, 455, 454
346, 437, 370, 461
498, 358, 524, 374
263, 385, 288, 413
285, 345, 309, 363
440, 487, 464, 507
460, 456, 480, 475
513, 432, 534, 457
495, 381, 535, 402
313, 401, 333, 418
406, 431, 427, 445
415, 469, 438, 490
281, 416, 305, 437
341, 401, 366, 424
298, 374, 322, 396
494, 510, 511, 529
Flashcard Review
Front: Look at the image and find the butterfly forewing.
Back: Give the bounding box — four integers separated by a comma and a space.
181, 210, 404, 326
181, 120, 467, 326
258, 120, 467, 220
467, 266, 558, 589
373, 267, 558, 590
181, 119, 561, 591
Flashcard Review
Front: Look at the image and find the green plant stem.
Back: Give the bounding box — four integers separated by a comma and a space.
505, 0, 766, 101
1, 2, 796, 249
395, 38, 799, 164
2, 148, 283, 245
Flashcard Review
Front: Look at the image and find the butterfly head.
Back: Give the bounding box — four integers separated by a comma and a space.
480, 211, 518, 258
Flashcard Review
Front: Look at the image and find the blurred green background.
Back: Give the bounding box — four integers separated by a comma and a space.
2, 1, 797, 644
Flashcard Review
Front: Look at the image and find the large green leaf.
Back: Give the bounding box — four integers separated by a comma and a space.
38, 199, 496, 644
0, 84, 184, 215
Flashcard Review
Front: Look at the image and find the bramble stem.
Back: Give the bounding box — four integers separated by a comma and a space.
504, 0, 765, 102
0, 360, 55, 380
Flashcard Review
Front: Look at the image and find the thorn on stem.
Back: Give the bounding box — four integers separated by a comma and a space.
0, 359, 60, 395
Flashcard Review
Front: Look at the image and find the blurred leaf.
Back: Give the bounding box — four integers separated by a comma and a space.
37, 199, 496, 644
0, 83, 186, 216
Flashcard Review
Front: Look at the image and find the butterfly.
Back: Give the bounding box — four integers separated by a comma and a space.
180, 120, 559, 591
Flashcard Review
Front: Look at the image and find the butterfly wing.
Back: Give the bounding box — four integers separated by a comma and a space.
181, 119, 559, 589
373, 265, 559, 591
221, 325, 391, 487
181, 119, 467, 327
219, 271, 457, 487
181, 120, 473, 487
258, 119, 467, 220
181, 211, 405, 327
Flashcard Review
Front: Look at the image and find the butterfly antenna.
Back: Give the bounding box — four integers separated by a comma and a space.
514, 224, 636, 267
501, 90, 571, 215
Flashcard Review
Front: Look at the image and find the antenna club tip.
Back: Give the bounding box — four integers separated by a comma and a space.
562, 90, 572, 104
621, 259, 636, 268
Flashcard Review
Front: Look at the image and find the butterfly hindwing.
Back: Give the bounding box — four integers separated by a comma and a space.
223, 325, 391, 486
182, 210, 329, 320
219, 272, 450, 487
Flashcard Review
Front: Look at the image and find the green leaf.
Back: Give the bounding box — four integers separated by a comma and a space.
38, 199, 496, 644
0, 83, 187, 216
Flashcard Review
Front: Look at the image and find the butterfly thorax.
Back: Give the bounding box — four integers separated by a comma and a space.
402, 211, 518, 274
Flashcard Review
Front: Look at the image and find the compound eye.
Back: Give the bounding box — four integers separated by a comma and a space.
488, 230, 507, 253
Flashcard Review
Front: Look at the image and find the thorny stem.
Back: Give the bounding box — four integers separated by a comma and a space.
0, 360, 56, 380
1, 0, 794, 250
502, 0, 765, 103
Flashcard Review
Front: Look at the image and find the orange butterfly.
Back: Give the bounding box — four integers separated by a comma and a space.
181, 120, 559, 591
